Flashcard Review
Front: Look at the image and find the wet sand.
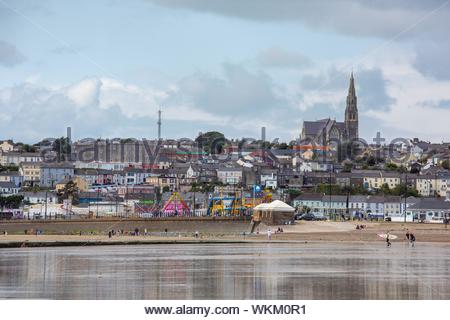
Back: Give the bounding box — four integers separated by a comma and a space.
1, 242, 450, 299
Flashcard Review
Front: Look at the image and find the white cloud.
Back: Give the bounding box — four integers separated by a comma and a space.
0, 71, 293, 141
98, 77, 167, 117
363, 55, 450, 141
66, 78, 102, 107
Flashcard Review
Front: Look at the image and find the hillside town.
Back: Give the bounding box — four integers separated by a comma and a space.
0, 75, 449, 224
1, 130, 450, 224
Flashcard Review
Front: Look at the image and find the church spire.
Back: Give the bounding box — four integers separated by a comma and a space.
348, 71, 356, 97
345, 72, 358, 141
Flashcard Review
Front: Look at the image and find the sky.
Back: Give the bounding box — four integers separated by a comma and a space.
1, 0, 450, 144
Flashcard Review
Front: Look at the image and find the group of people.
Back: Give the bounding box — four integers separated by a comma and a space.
385, 229, 416, 247
266, 227, 285, 240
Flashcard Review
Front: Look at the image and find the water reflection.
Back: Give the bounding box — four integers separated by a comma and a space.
0, 243, 449, 299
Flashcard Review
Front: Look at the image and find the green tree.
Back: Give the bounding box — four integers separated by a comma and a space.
277, 142, 289, 150
195, 131, 226, 154
0, 165, 19, 172
350, 184, 369, 195
314, 184, 345, 195
379, 183, 391, 195
53, 137, 72, 161
20, 144, 37, 152
391, 183, 420, 197
342, 160, 353, 172
366, 155, 377, 167
442, 159, 450, 170
300, 205, 311, 214
286, 189, 302, 201
385, 163, 398, 171
57, 180, 79, 205
0, 195, 24, 210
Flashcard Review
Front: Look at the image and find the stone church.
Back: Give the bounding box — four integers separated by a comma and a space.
301, 73, 359, 144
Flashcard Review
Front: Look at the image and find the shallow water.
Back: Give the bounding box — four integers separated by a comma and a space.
1, 242, 449, 299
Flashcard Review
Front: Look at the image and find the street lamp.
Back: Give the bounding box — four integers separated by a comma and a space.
404, 171, 407, 223
329, 169, 332, 221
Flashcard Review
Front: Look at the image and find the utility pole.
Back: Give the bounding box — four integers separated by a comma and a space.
157, 108, 162, 141
193, 190, 196, 217
329, 169, 332, 220
44, 190, 48, 220
435, 172, 438, 198
404, 172, 407, 223
115, 192, 118, 218
96, 185, 100, 219
253, 184, 256, 208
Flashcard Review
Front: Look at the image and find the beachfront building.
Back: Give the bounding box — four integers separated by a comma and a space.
293, 193, 324, 215
348, 195, 367, 217
365, 196, 385, 219
383, 196, 402, 217
406, 198, 450, 223
322, 195, 348, 218
384, 196, 420, 222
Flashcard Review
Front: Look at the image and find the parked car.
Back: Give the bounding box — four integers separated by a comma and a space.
296, 213, 326, 221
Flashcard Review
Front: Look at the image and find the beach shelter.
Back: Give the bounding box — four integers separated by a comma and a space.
253, 200, 295, 225
252, 202, 270, 223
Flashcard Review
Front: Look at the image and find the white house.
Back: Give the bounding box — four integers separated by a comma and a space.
0, 141, 14, 153
0, 181, 20, 195
20, 191, 58, 204
216, 167, 243, 185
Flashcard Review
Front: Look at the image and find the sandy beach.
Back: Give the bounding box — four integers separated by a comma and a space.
1, 220, 449, 247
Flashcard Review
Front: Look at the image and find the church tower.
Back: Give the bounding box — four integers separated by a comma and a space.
345, 72, 358, 141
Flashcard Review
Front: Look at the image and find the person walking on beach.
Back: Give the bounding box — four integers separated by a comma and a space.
410, 233, 416, 247
386, 232, 391, 247
406, 229, 410, 242
267, 229, 272, 241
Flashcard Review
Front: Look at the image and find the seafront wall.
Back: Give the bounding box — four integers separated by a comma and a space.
0, 217, 251, 235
